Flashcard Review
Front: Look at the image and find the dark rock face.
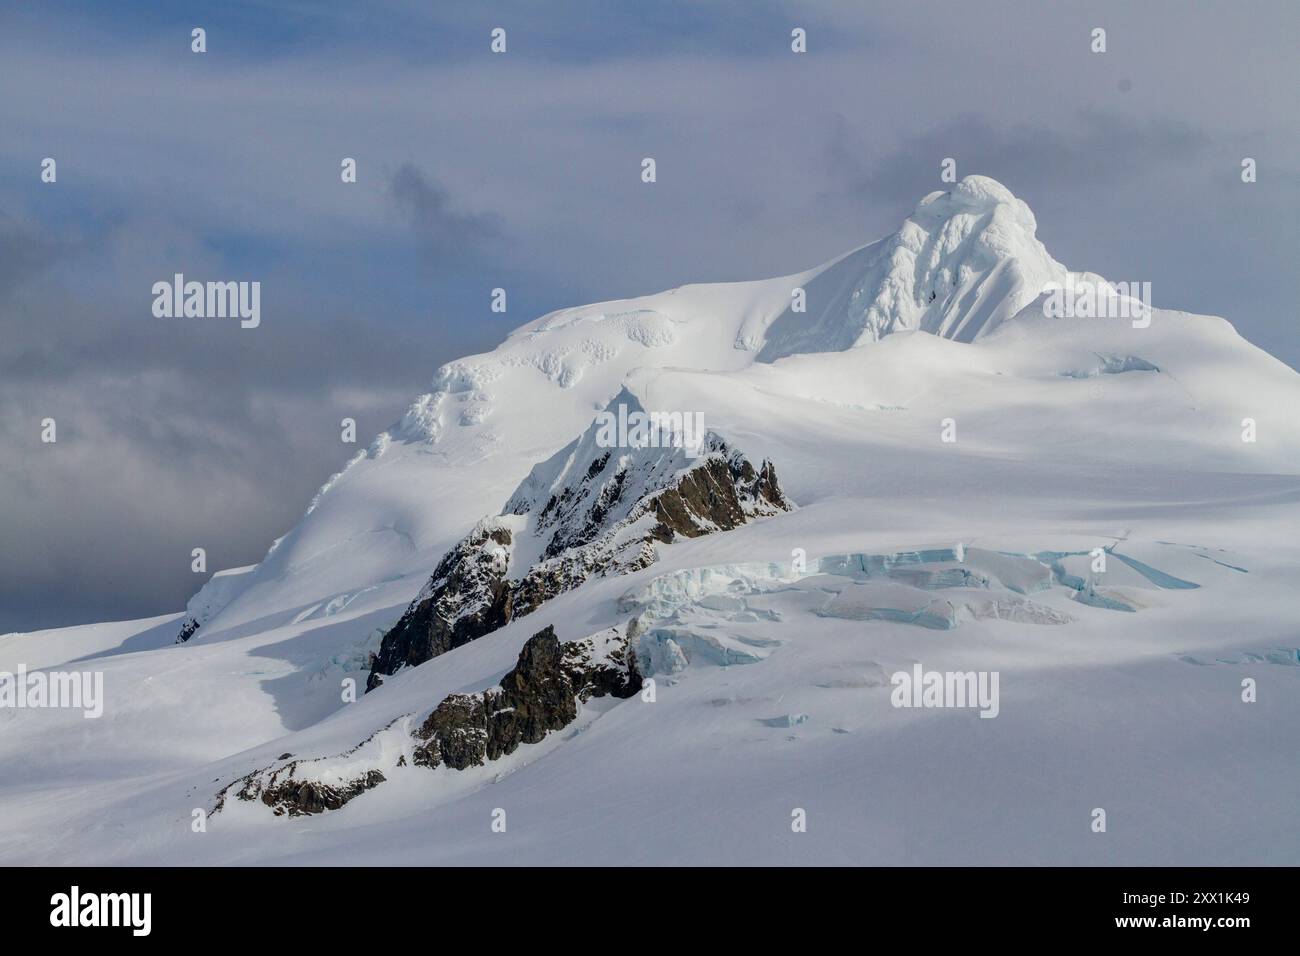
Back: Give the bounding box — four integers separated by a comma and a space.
252, 769, 387, 817
413, 693, 486, 770
645, 453, 789, 542
174, 617, 200, 644
412, 624, 641, 770
367, 437, 791, 691
219, 758, 387, 818
366, 523, 514, 691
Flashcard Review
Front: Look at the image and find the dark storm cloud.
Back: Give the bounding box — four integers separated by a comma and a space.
389, 164, 504, 261
0, 211, 500, 634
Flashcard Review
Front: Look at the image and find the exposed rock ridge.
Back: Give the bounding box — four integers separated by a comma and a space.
366, 430, 792, 691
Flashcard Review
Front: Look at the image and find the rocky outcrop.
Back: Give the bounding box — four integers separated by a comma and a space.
213, 718, 402, 817
413, 624, 641, 769
246, 769, 387, 817
367, 423, 792, 691
215, 624, 641, 817
366, 521, 515, 686
174, 617, 200, 644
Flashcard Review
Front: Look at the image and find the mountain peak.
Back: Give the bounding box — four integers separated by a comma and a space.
862, 174, 1065, 342
757, 175, 1065, 358
918, 174, 1022, 213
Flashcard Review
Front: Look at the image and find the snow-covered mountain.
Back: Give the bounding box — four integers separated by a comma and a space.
160, 175, 1300, 647
4, 176, 1299, 865
366, 388, 791, 690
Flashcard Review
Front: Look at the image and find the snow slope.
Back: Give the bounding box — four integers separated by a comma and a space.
3, 176, 1298, 866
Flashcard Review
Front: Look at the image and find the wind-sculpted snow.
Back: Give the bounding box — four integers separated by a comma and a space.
384, 312, 680, 446
759, 175, 1067, 358
526, 307, 681, 350
1059, 353, 1161, 378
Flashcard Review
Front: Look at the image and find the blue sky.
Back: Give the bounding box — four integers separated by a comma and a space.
1, 0, 1296, 631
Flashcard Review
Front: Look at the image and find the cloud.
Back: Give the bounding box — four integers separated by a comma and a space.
0, 210, 496, 634
823, 110, 1211, 218
0, 211, 67, 301
388, 164, 503, 262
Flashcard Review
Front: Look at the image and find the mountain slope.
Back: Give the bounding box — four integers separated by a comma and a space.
4, 176, 1299, 866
